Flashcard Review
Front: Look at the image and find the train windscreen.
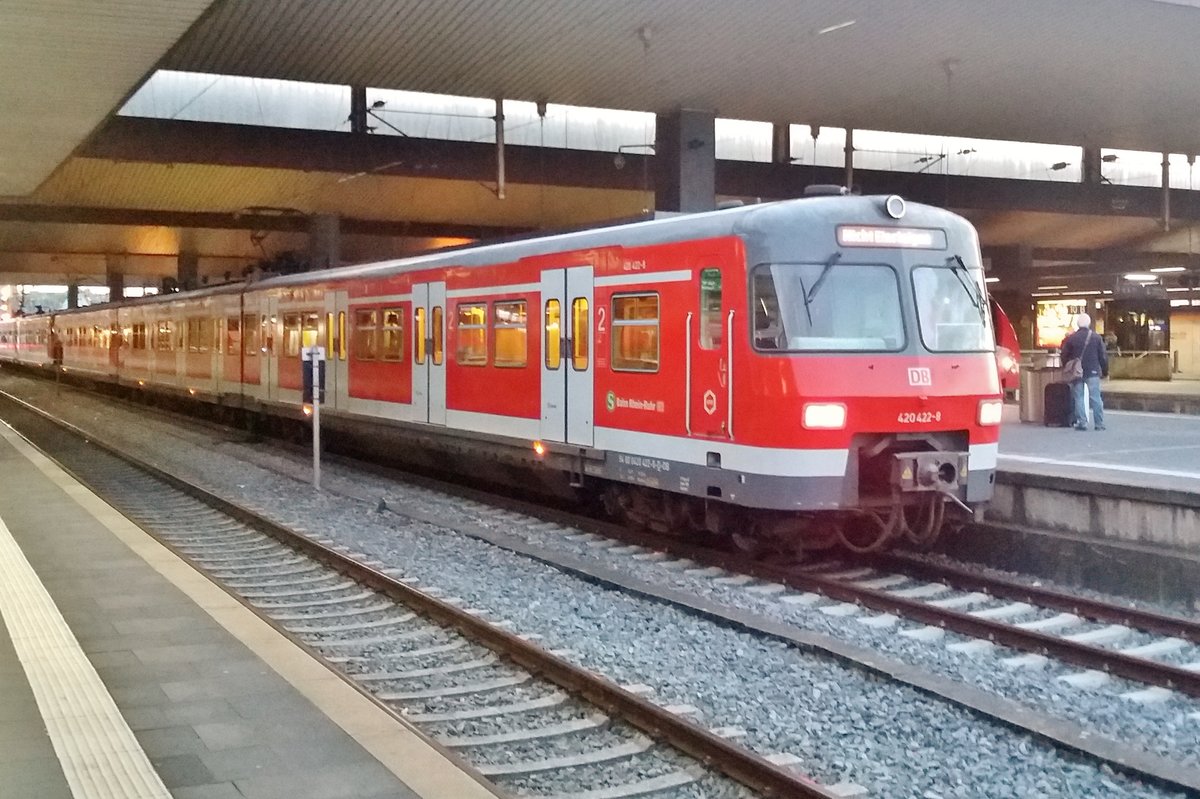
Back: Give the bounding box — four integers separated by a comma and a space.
752, 262, 904, 352
911, 261, 993, 352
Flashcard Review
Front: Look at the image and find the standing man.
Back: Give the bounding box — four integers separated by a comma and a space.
1061, 313, 1109, 430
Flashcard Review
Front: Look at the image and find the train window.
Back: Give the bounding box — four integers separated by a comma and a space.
302, 313, 320, 350
611, 294, 659, 372
912, 265, 992, 352
455, 303, 486, 366
132, 323, 146, 350
571, 298, 589, 371
432, 306, 445, 365
493, 301, 527, 368
414, 307, 426, 363
381, 308, 404, 361
187, 318, 210, 353
545, 300, 561, 369
337, 311, 347, 360
242, 315, 259, 356
226, 316, 241, 355
156, 321, 173, 352
752, 263, 904, 352
283, 313, 302, 357
699, 268, 722, 350
355, 309, 378, 360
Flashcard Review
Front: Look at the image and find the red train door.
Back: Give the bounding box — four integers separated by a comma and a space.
412, 282, 446, 424
539, 266, 594, 445
688, 266, 731, 439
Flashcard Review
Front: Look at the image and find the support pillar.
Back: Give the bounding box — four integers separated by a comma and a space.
105, 255, 125, 302
771, 124, 791, 164
66, 283, 78, 309
308, 214, 340, 271
844, 128, 855, 191
177, 251, 199, 291
1082, 146, 1102, 185
654, 109, 715, 213
350, 86, 368, 134
1162, 152, 1171, 232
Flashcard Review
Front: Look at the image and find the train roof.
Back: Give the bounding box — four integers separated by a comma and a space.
34, 194, 976, 317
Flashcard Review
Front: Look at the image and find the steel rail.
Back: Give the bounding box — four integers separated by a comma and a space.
0, 390, 839, 799
876, 551, 1200, 644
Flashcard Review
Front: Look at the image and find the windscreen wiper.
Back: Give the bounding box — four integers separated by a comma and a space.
805, 251, 843, 307
946, 255, 985, 320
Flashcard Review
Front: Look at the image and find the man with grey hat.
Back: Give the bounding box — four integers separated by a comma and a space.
1060, 312, 1109, 430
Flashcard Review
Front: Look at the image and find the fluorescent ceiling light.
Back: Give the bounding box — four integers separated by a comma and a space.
816, 20, 856, 35
1036, 284, 1067, 290
1123, 273, 1156, 282
984, 277, 999, 283
1150, 266, 1186, 273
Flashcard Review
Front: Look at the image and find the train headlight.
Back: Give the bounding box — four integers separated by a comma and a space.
803, 403, 847, 429
977, 399, 1003, 426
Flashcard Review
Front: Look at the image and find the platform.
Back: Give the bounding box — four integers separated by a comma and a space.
1001, 375, 1200, 493
988, 378, 1200, 569
0, 422, 497, 799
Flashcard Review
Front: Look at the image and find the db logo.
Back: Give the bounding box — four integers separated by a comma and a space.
703, 389, 717, 415
907, 367, 932, 387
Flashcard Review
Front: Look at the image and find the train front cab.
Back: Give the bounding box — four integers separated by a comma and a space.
729, 202, 1000, 551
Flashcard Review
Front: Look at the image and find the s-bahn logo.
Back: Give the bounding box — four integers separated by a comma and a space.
907, 367, 932, 387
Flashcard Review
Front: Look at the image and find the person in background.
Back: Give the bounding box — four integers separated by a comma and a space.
1060, 313, 1109, 431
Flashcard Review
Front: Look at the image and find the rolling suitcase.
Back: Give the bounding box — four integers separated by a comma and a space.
1043, 381, 1074, 427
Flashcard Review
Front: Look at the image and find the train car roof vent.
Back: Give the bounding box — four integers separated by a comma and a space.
804, 184, 850, 196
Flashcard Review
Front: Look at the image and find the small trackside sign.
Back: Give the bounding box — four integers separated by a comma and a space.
908, 367, 932, 387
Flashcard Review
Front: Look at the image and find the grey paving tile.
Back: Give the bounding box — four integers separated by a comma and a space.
135, 725, 206, 758
0, 732, 59, 764
114, 616, 219, 636
106, 681, 172, 708
199, 745, 287, 781
229, 690, 321, 721
0, 761, 73, 799
192, 720, 261, 751
234, 761, 410, 799
134, 642, 255, 666
266, 735, 379, 769
83, 648, 140, 670
162, 673, 286, 703
157, 699, 242, 728
173, 783, 246, 799
149, 753, 217, 789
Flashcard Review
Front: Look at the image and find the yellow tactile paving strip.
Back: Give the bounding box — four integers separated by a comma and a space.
0, 510, 173, 799
0, 422, 500, 799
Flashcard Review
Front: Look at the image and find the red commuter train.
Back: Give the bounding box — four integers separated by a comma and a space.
0, 192, 1002, 554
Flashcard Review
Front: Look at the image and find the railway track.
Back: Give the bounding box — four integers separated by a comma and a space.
2, 378, 1197, 796
0, 393, 842, 799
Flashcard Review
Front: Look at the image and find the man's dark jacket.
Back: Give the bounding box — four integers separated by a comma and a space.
1061, 326, 1109, 379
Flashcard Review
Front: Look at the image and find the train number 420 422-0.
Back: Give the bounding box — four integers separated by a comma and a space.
897, 411, 942, 423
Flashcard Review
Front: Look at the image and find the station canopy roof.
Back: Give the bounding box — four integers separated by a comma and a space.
5, 0, 1200, 282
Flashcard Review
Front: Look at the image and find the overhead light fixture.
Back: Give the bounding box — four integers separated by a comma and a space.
1150, 266, 1186, 273
1049, 161, 1070, 171
1123, 273, 1157, 282
1037, 284, 1068, 290
1101, 153, 1119, 162
984, 277, 999, 283
815, 19, 857, 35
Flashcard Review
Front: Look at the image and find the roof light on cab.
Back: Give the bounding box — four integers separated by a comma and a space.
803, 403, 847, 429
